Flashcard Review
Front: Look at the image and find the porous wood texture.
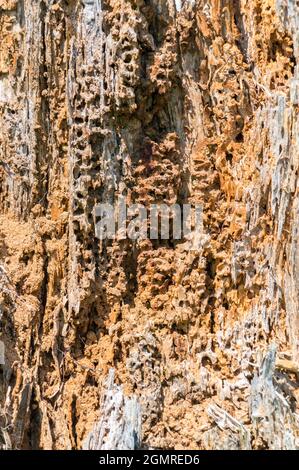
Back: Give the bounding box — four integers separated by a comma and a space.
0, 0, 298, 450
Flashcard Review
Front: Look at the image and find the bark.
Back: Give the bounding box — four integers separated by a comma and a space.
0, 0, 299, 450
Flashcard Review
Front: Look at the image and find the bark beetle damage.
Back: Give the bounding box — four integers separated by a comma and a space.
0, 0, 299, 450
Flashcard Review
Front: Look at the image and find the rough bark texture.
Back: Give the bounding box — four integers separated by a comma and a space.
0, 0, 299, 450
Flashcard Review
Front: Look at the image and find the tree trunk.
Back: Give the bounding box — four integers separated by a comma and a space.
0, 0, 298, 450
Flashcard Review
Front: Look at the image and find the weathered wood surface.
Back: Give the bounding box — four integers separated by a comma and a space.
0, 0, 298, 449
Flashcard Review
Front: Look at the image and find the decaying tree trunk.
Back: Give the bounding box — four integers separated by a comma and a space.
0, 0, 298, 450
